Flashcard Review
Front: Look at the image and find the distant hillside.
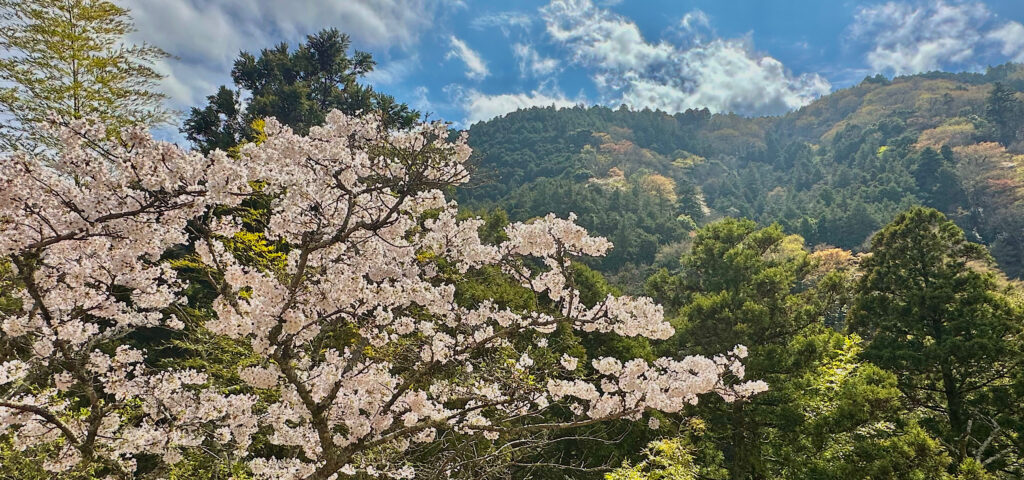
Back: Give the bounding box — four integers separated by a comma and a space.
458, 63, 1024, 280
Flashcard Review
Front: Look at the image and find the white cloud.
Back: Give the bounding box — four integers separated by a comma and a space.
449, 86, 577, 125
679, 10, 711, 38
987, 21, 1024, 63
120, 0, 451, 112
850, 1, 987, 75
671, 9, 714, 47
545, 0, 673, 73
364, 55, 421, 86
410, 86, 435, 114
540, 0, 830, 116
624, 39, 831, 116
470, 11, 532, 30
512, 43, 560, 77
447, 36, 491, 80
849, 1, 1023, 75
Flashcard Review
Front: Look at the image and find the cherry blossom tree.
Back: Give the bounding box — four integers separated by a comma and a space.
0, 118, 256, 476
0, 112, 765, 479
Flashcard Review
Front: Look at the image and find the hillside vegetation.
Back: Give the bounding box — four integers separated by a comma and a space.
3, 5, 1024, 477
460, 64, 1024, 280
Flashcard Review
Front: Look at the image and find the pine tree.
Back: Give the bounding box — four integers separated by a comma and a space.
0, 0, 171, 150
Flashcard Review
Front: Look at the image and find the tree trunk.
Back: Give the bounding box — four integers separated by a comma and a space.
941, 362, 967, 462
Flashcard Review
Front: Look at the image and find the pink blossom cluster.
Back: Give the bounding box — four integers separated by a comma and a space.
0, 119, 255, 475
0, 112, 765, 479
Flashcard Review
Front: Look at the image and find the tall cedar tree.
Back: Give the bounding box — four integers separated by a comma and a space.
644, 219, 946, 480
850, 207, 1024, 473
182, 28, 418, 153
0, 0, 171, 151
984, 83, 1024, 147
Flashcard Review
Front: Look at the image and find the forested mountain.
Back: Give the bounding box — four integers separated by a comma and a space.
459, 64, 1024, 279
3, 2, 1024, 477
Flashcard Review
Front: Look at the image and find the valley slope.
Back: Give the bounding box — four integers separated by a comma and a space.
458, 63, 1024, 282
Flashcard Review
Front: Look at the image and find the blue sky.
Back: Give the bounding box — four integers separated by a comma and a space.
122, 0, 1024, 132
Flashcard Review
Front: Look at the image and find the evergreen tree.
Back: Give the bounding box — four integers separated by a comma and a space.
180, 85, 246, 154
850, 207, 1024, 473
913, 147, 966, 212
182, 28, 418, 153
984, 83, 1023, 146
647, 219, 932, 480
914, 148, 945, 192
0, 0, 171, 150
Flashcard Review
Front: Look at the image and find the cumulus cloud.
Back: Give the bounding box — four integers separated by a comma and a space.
849, 1, 991, 75
512, 43, 560, 77
621, 40, 830, 116
540, 0, 830, 116
449, 86, 577, 125
120, 0, 452, 111
987, 21, 1024, 63
849, 1, 1024, 75
447, 36, 491, 80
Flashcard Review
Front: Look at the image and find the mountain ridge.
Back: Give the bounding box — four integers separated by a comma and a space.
458, 63, 1024, 280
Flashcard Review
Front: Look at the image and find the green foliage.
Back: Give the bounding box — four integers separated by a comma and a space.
813, 423, 954, 480
984, 83, 1024, 147
460, 64, 1024, 276
912, 147, 965, 211
182, 28, 417, 153
851, 207, 1024, 475
0, 437, 105, 480
166, 456, 251, 480
605, 439, 701, 480
0, 259, 19, 314
498, 177, 695, 272
656, 218, 814, 353
642, 219, 972, 480
0, 0, 171, 150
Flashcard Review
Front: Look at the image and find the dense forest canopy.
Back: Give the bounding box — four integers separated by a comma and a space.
2, 2, 1024, 478
459, 64, 1024, 281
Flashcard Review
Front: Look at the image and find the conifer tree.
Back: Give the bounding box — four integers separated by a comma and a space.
851, 207, 1024, 472
0, 0, 171, 150
183, 28, 418, 153
984, 83, 1024, 147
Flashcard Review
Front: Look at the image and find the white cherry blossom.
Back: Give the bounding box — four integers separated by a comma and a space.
0, 112, 764, 479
